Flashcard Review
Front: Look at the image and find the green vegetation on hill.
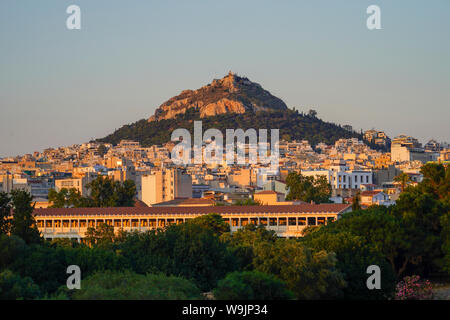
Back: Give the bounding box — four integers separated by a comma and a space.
98, 108, 369, 148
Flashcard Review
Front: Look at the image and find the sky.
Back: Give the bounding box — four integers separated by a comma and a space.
1, 0, 449, 157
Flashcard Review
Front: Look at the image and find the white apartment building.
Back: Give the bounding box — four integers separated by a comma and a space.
301, 165, 372, 190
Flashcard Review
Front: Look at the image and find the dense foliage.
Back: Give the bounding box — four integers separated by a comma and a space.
285, 171, 332, 203
55, 271, 202, 300
214, 271, 294, 300
98, 108, 370, 148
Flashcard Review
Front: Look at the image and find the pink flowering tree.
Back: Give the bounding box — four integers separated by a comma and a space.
395, 275, 433, 300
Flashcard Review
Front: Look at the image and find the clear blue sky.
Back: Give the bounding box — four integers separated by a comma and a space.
1, 0, 449, 157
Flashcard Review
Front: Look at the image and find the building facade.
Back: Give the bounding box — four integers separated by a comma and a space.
141, 168, 192, 206
33, 204, 352, 240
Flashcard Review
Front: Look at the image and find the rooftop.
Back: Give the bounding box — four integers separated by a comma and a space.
33, 203, 352, 217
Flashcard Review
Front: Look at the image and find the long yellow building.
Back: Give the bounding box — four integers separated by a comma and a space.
33, 204, 352, 240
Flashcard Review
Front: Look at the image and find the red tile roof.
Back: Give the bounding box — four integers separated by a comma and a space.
255, 191, 284, 195
360, 191, 382, 197
33, 204, 351, 217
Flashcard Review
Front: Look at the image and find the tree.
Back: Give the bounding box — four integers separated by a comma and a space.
308, 109, 317, 118
48, 188, 91, 208
223, 224, 278, 271
234, 199, 261, 206
441, 212, 450, 274
394, 172, 411, 192
285, 172, 331, 203
10, 190, 41, 244
63, 271, 202, 300
0, 192, 11, 234
87, 177, 117, 207
87, 176, 136, 207
419, 163, 449, 202
189, 213, 230, 236
84, 223, 115, 248
332, 206, 433, 279
253, 239, 346, 299
118, 222, 236, 291
0, 269, 41, 300
394, 184, 448, 276
115, 180, 137, 207
352, 191, 362, 211
214, 271, 294, 300
0, 234, 27, 270
48, 188, 67, 208
302, 227, 396, 299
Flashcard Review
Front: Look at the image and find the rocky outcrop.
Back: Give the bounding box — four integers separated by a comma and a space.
148, 72, 287, 121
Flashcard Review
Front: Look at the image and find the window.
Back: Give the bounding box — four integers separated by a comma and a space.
278, 218, 287, 226
317, 217, 326, 225
298, 217, 306, 225
288, 217, 297, 226
250, 218, 258, 225
327, 217, 335, 224
307, 217, 316, 226
241, 218, 249, 226
80, 220, 86, 228
260, 218, 268, 226
231, 218, 239, 226
269, 218, 277, 226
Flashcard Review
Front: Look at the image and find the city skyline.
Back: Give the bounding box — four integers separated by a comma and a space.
1, 0, 449, 157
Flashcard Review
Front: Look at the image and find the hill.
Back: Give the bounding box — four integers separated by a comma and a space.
149, 72, 287, 121
98, 72, 373, 148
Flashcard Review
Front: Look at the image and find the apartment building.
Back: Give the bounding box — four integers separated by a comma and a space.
54, 173, 96, 196
141, 168, 192, 206
302, 165, 372, 190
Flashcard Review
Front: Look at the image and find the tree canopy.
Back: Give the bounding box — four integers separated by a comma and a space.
285, 171, 332, 203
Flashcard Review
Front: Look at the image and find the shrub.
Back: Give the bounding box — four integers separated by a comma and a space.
214, 271, 294, 300
66, 270, 202, 300
395, 275, 433, 300
0, 269, 41, 300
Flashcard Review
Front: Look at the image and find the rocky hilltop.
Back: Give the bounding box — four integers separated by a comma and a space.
149, 72, 288, 121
